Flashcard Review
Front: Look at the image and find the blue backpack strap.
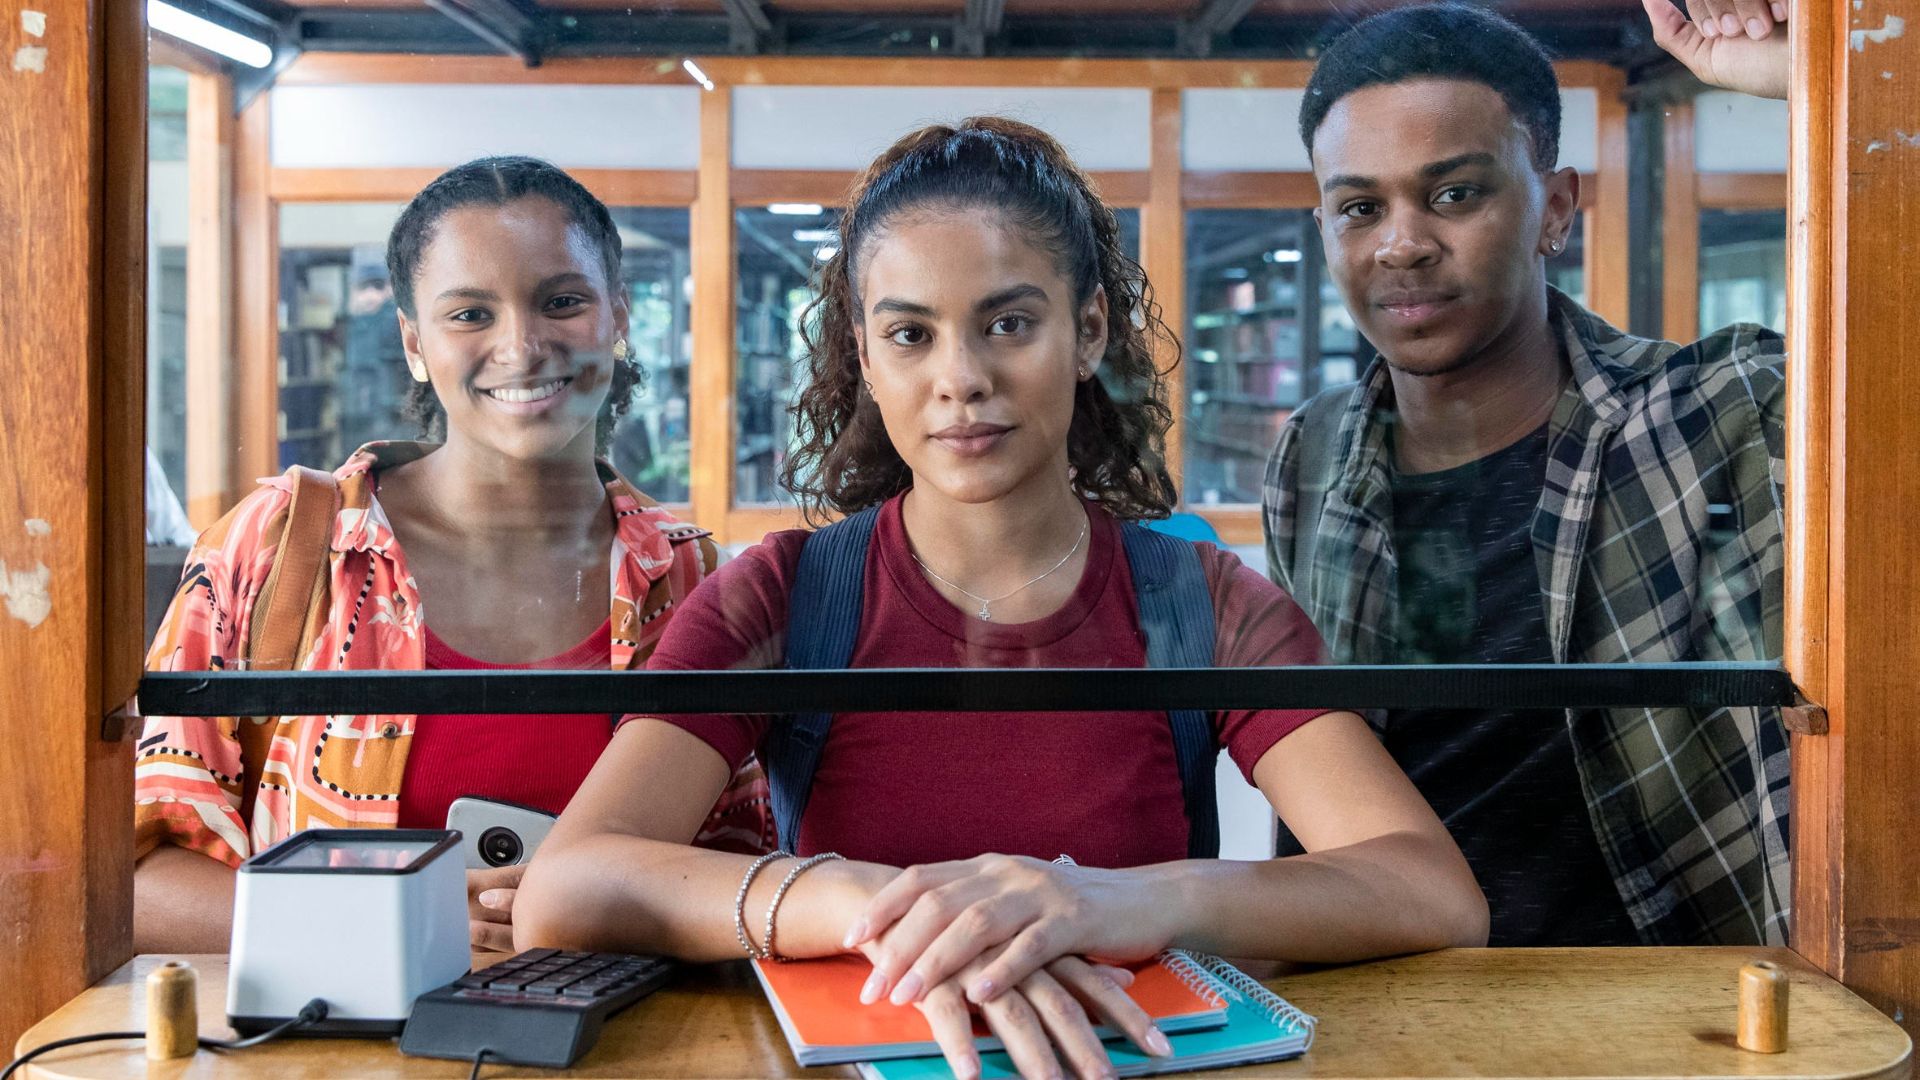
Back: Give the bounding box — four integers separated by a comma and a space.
1119, 523, 1221, 859
768, 505, 882, 852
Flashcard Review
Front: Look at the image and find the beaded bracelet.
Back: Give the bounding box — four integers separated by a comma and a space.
763, 852, 844, 962
734, 850, 792, 959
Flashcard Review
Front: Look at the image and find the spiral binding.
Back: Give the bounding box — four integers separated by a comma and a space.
1158, 949, 1228, 1010
1160, 949, 1319, 1049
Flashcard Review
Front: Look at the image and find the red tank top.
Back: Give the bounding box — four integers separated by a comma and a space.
396, 619, 614, 830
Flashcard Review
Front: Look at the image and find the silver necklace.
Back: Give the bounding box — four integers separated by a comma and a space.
909, 517, 1089, 622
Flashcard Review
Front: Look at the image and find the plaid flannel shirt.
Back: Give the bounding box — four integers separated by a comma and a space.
1263, 289, 1791, 946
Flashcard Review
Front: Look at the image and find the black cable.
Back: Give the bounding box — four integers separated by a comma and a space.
0, 1032, 143, 1080
0, 998, 329, 1079
201, 998, 330, 1051
469, 1046, 495, 1080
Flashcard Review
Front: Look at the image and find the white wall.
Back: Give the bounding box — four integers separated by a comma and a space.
1182, 88, 1310, 170
149, 160, 189, 247
731, 86, 1152, 170
1694, 90, 1788, 172
265, 81, 1612, 178
270, 84, 701, 169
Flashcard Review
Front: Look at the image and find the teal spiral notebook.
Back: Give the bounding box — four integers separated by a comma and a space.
854, 950, 1317, 1080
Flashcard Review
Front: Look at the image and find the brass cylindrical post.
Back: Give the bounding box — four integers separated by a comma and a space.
145, 960, 200, 1060
1736, 961, 1788, 1053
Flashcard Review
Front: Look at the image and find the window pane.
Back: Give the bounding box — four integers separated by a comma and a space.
608, 207, 693, 504
146, 66, 188, 518
1183, 209, 1362, 506
277, 203, 409, 471
273, 203, 691, 502
736, 205, 841, 506
1700, 209, 1787, 334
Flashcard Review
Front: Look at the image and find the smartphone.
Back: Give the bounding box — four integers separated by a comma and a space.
445, 796, 557, 870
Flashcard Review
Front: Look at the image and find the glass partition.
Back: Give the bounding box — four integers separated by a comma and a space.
274, 203, 692, 500
132, 1, 1789, 956
734, 204, 840, 506
146, 65, 189, 524
1183, 208, 1361, 506
1700, 209, 1787, 334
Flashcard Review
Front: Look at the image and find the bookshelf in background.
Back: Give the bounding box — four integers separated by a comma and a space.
277, 249, 349, 471
734, 205, 842, 507
608, 207, 694, 504
1183, 209, 1365, 507
275, 240, 413, 473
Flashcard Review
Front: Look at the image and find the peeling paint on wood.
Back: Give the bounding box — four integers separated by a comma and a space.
1851, 14, 1907, 51
0, 560, 53, 628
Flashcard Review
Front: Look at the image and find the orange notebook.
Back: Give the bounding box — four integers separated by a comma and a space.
752, 953, 1230, 1066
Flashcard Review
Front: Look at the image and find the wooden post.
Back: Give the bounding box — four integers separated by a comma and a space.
0, 0, 141, 1050
232, 93, 278, 490
689, 86, 735, 542
1660, 99, 1699, 343
1586, 66, 1632, 328
185, 70, 235, 528
1787, 0, 1920, 1037
1144, 88, 1186, 496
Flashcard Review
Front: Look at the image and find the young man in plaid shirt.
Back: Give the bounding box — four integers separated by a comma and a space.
1263, 1, 1792, 945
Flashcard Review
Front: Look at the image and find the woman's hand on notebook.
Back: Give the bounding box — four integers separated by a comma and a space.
906, 944, 1166, 1080
844, 853, 1172, 1011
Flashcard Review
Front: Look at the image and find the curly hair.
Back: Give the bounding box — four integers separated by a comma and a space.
780, 117, 1179, 524
385, 156, 641, 453
1299, 3, 1561, 172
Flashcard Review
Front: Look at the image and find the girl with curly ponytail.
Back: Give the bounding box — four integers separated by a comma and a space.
524, 120, 1481, 1080
782, 116, 1178, 523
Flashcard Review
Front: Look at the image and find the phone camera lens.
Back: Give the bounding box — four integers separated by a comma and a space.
478, 826, 523, 867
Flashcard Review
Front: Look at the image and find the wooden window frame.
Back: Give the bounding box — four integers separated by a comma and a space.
1660, 97, 1788, 343
252, 56, 1627, 548
149, 34, 240, 528
1, 0, 1912, 1052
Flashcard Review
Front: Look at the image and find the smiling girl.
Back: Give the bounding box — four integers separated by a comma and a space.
132, 158, 767, 955
516, 120, 1484, 1079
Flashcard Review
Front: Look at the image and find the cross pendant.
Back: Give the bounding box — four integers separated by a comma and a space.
978, 602, 993, 621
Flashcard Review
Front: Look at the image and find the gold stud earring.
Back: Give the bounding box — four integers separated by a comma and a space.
1076, 366, 1089, 380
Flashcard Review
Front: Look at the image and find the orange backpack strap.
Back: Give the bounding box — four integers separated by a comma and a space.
248, 465, 340, 671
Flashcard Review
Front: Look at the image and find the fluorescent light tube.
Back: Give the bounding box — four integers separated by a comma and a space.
148, 0, 273, 69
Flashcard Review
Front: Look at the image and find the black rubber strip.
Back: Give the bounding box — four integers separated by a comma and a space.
138, 663, 1795, 717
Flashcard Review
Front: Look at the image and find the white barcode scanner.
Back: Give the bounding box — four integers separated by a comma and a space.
226, 830, 469, 1036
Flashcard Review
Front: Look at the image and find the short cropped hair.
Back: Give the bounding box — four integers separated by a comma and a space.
1299, 3, 1562, 173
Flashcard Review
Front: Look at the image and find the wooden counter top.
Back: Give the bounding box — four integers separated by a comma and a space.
14, 948, 1911, 1079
